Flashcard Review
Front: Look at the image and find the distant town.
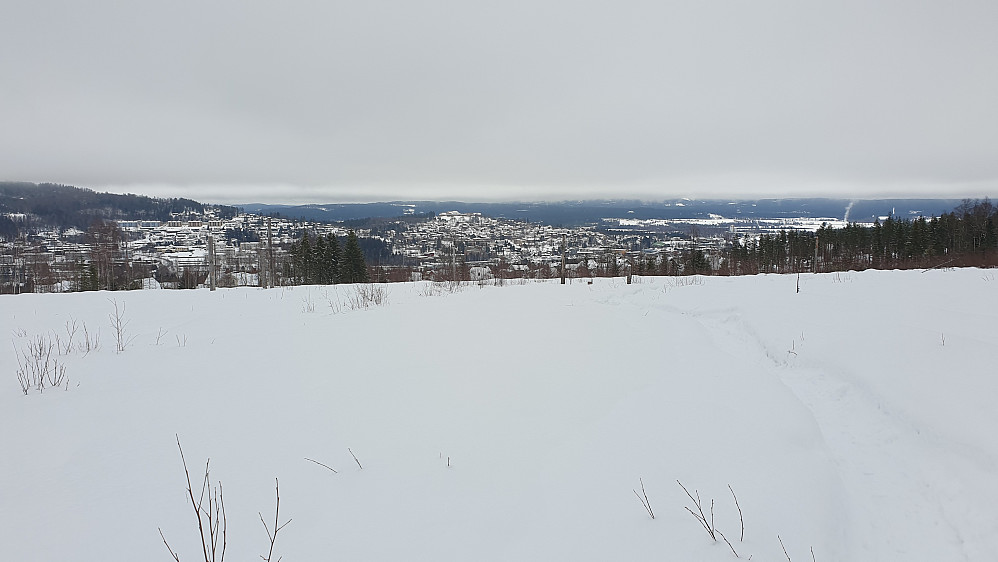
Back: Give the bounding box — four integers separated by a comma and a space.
0, 203, 861, 293
2, 183, 993, 294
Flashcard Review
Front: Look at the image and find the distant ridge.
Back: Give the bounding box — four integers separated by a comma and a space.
0, 182, 973, 228
239, 198, 966, 226
0, 182, 238, 233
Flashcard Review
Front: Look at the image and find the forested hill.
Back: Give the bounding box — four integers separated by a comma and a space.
241, 198, 966, 226
0, 182, 237, 236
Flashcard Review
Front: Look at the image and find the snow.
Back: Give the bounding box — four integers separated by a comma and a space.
2, 269, 997, 560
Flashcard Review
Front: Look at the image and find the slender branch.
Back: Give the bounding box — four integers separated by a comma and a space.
728, 484, 744, 542
220, 486, 227, 562
779, 535, 792, 561
632, 477, 655, 519
716, 528, 739, 558
177, 436, 211, 562
677, 480, 716, 540
304, 457, 338, 473
348, 448, 363, 469
158, 528, 181, 562
260, 478, 290, 562
710, 498, 715, 538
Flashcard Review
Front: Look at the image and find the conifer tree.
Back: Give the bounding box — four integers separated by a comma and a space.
300, 232, 313, 283
324, 233, 341, 284
314, 235, 327, 284
340, 230, 369, 283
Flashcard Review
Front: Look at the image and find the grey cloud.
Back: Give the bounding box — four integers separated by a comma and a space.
1, 1, 996, 202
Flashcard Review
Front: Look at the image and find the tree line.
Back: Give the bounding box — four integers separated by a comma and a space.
723, 199, 997, 274
285, 230, 369, 285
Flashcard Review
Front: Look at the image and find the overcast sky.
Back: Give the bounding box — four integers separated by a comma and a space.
2, 1, 996, 204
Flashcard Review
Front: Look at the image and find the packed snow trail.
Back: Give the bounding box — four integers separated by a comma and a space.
660, 271, 998, 560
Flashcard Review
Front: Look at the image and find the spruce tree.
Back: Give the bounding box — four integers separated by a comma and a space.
341, 230, 369, 283
325, 233, 341, 284
314, 235, 327, 284
299, 232, 313, 284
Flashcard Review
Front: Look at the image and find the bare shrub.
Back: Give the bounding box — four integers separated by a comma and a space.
321, 287, 343, 314
347, 284, 389, 310
14, 334, 69, 394
300, 289, 317, 313
677, 480, 744, 558
159, 437, 226, 562
667, 275, 705, 289
160, 437, 290, 562
60, 318, 79, 355
108, 299, 137, 353
832, 272, 853, 283
81, 322, 100, 355
46, 362, 68, 388
419, 280, 464, 297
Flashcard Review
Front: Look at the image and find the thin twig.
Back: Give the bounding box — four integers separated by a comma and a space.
717, 528, 739, 558
348, 448, 363, 469
259, 478, 291, 562
677, 480, 716, 540
632, 478, 655, 519
710, 498, 715, 539
220, 486, 227, 562
779, 535, 791, 561
729, 484, 744, 542
304, 457, 338, 473
177, 436, 212, 562
158, 527, 181, 562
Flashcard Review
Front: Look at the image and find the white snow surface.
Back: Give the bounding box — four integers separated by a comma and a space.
3, 270, 998, 561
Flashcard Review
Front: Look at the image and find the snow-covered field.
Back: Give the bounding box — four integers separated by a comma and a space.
3, 270, 997, 561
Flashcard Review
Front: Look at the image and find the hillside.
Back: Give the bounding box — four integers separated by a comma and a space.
240, 198, 965, 226
2, 270, 996, 560
0, 182, 236, 235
